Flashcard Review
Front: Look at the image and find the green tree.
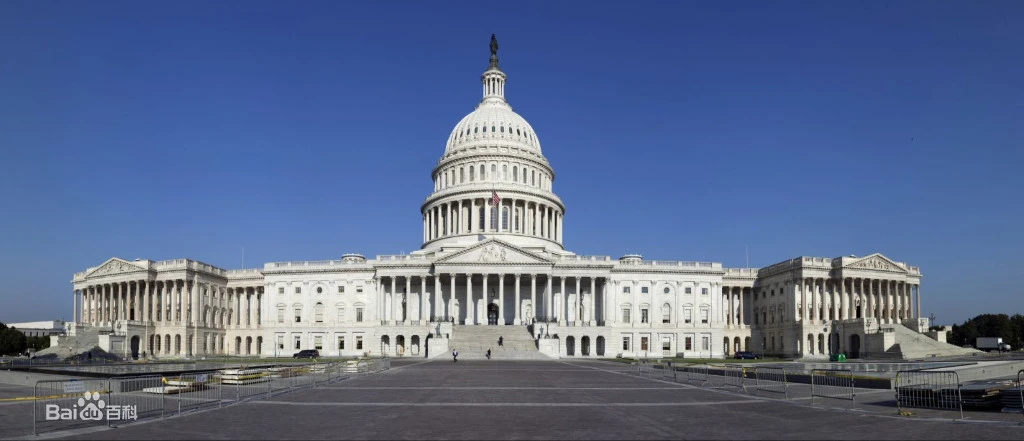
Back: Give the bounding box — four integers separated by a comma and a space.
0, 323, 28, 356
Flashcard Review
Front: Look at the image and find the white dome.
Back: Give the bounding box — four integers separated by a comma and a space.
445, 101, 543, 155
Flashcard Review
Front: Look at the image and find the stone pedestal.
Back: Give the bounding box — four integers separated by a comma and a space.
428, 337, 450, 359
538, 337, 559, 358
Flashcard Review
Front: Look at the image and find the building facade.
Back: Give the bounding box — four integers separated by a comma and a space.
66, 38, 925, 360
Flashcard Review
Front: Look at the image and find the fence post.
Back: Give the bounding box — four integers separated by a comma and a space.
32, 380, 37, 436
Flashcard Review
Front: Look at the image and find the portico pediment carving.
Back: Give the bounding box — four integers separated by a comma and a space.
845, 254, 905, 273
434, 239, 552, 266
86, 258, 145, 278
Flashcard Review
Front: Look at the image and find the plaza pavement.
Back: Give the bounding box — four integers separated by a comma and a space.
4, 359, 1024, 440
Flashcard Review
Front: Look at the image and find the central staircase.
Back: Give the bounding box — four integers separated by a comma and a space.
449, 325, 551, 360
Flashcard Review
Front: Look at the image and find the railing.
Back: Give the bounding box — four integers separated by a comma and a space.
618, 260, 721, 269
707, 364, 747, 391
376, 255, 428, 261
32, 359, 391, 436
1018, 370, 1023, 419
895, 370, 963, 419
724, 268, 759, 277
810, 369, 856, 409
267, 260, 346, 268
558, 255, 612, 262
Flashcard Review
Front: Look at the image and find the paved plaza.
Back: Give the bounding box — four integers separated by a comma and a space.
3, 359, 1023, 440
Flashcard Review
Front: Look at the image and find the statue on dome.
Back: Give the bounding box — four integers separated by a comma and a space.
490, 34, 499, 57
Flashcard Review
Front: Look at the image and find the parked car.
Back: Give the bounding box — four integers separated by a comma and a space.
293, 349, 320, 359
733, 351, 757, 360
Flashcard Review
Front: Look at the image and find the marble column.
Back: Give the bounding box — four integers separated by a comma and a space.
530, 274, 537, 324
434, 275, 442, 320
558, 277, 566, 322
574, 277, 581, 324
588, 277, 595, 323
514, 274, 522, 325
450, 274, 457, 323
421, 276, 427, 324
405, 276, 412, 323
498, 273, 505, 326
546, 275, 553, 321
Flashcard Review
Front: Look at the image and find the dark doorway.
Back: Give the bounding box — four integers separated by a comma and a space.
849, 334, 861, 359
487, 303, 499, 325
130, 336, 140, 360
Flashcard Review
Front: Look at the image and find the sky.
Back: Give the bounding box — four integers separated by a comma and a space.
1, 1, 1022, 326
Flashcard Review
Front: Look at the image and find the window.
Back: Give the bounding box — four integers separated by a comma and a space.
356, 286, 363, 293
338, 286, 345, 294
662, 338, 671, 353
356, 307, 364, 322
685, 287, 692, 294
701, 309, 709, 324
294, 335, 301, 350
294, 307, 302, 323
684, 308, 692, 323
470, 167, 475, 181
641, 287, 649, 294
622, 336, 630, 351
623, 286, 631, 294
315, 303, 324, 323
278, 287, 285, 294
662, 304, 671, 323
702, 336, 710, 351
685, 336, 693, 350
502, 164, 507, 180
316, 287, 322, 294
277, 334, 284, 350
663, 287, 670, 294
277, 307, 284, 324
356, 336, 363, 350
641, 309, 649, 324
502, 207, 508, 230
314, 335, 323, 351
641, 337, 649, 351
513, 166, 518, 181
337, 307, 345, 323
622, 308, 631, 323
295, 287, 301, 294
338, 336, 345, 350
701, 288, 708, 295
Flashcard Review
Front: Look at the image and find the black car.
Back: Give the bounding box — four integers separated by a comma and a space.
293, 349, 320, 359
733, 351, 757, 360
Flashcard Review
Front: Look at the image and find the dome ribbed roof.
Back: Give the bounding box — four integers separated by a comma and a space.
444, 101, 542, 154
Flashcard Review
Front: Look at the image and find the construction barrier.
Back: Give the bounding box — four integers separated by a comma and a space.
679, 364, 708, 386
754, 367, 789, 399
32, 358, 389, 436
810, 369, 856, 409
895, 370, 963, 419
1019, 369, 1023, 419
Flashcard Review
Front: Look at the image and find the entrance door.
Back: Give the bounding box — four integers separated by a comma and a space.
487, 303, 499, 325
849, 334, 861, 359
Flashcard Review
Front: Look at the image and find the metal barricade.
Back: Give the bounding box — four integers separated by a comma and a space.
754, 367, 789, 399
1019, 369, 1023, 419
106, 375, 165, 426
895, 370, 963, 419
170, 371, 221, 415
679, 364, 708, 386
218, 366, 271, 403
708, 364, 746, 391
33, 378, 111, 435
811, 369, 856, 409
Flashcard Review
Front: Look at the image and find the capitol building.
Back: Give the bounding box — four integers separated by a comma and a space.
56, 37, 944, 361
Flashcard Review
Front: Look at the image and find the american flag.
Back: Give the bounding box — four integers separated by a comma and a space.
490, 190, 501, 206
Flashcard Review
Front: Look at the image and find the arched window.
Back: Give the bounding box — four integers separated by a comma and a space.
514, 206, 520, 232
469, 167, 475, 181
482, 125, 487, 132
490, 206, 499, 230
500, 126, 504, 133
479, 164, 484, 180
661, 303, 671, 324
502, 207, 509, 230
474, 126, 478, 134
531, 170, 536, 186
502, 164, 507, 180
315, 302, 324, 323
512, 166, 518, 181
460, 168, 464, 183
490, 164, 496, 180
478, 206, 485, 231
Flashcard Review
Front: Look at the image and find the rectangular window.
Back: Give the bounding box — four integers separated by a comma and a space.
662, 309, 670, 324
294, 335, 301, 350
685, 336, 693, 351
622, 336, 630, 351
684, 309, 692, 324
662, 337, 671, 353
278, 287, 285, 294
277, 334, 284, 350
685, 287, 692, 294
315, 307, 323, 323
295, 287, 301, 294
641, 337, 649, 351
622, 308, 631, 323
356, 286, 363, 293
294, 307, 302, 323
338, 308, 345, 323
338, 286, 345, 294
277, 307, 284, 324
641, 287, 648, 294
702, 336, 710, 351
641, 309, 649, 324
623, 286, 631, 294
356, 336, 363, 350
701, 288, 708, 295
356, 308, 364, 322
338, 336, 345, 350
701, 309, 709, 324
314, 335, 323, 351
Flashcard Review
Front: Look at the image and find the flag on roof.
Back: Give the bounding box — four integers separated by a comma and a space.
491, 191, 501, 206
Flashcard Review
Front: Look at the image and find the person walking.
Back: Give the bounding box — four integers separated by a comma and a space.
452, 350, 459, 362
486, 348, 492, 359
498, 336, 503, 347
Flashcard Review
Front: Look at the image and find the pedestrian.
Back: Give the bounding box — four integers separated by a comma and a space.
452, 350, 458, 362
486, 348, 491, 359
498, 336, 503, 347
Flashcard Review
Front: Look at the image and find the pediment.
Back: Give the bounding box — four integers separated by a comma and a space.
844, 254, 906, 273
434, 239, 553, 266
85, 258, 147, 278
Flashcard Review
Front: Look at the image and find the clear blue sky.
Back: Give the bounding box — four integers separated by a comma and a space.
1, 1, 1021, 326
